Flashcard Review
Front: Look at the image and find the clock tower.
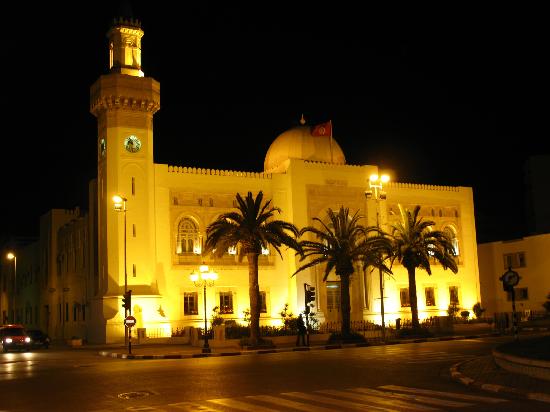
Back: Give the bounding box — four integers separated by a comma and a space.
90, 17, 160, 343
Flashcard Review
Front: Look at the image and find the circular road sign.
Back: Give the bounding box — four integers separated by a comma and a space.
124, 315, 137, 328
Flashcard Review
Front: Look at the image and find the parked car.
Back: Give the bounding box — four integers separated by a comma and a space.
0, 324, 32, 353
26, 329, 51, 349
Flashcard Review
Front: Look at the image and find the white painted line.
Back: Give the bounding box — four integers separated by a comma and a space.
317, 389, 439, 411
527, 392, 550, 403
247, 394, 334, 411
207, 397, 278, 412
379, 385, 506, 403
351, 387, 473, 408
282, 391, 398, 412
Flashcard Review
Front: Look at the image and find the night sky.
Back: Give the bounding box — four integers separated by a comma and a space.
0, 3, 545, 244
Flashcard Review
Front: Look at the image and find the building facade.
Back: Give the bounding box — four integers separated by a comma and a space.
478, 233, 550, 316
1, 17, 483, 344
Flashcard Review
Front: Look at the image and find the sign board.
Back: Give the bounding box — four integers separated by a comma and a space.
124, 315, 137, 328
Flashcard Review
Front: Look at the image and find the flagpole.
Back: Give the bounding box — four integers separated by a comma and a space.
329, 120, 334, 163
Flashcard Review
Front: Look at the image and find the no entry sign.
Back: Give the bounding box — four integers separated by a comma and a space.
124, 315, 137, 328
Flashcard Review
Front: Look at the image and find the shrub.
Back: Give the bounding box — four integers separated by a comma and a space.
460, 310, 470, 320
397, 327, 434, 339
328, 332, 367, 344
447, 303, 460, 318
472, 302, 486, 318
210, 306, 224, 326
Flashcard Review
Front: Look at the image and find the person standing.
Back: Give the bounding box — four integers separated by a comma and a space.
296, 314, 307, 346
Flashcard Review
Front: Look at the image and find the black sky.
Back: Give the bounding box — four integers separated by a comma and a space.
0, 3, 546, 244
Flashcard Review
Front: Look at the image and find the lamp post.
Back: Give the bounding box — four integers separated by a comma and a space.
365, 173, 390, 341
190, 263, 218, 353
113, 195, 128, 344
6, 253, 16, 323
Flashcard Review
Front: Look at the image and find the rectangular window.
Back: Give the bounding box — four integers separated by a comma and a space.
82, 304, 85, 321
133, 224, 136, 237
400, 288, 410, 307
326, 282, 340, 311
133, 264, 136, 277
131, 177, 135, 195
65, 303, 69, 322
425, 287, 436, 307
209, 198, 214, 207
507, 287, 529, 301
503, 252, 527, 269
198, 198, 203, 206
449, 286, 460, 305
259, 291, 267, 313
184, 292, 198, 315
219, 292, 234, 314
58, 304, 62, 322
173, 197, 179, 205
73, 304, 77, 321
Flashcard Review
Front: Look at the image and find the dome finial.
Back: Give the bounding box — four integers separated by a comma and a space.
300, 114, 306, 125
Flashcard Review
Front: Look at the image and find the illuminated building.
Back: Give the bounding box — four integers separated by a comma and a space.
0, 17, 482, 344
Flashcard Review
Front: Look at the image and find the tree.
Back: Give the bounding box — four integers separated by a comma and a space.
293, 207, 392, 339
391, 205, 458, 329
204, 191, 300, 346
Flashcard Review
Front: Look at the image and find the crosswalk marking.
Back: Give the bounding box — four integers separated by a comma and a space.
207, 397, 279, 411
316, 389, 439, 411
167, 401, 222, 411
246, 394, 334, 411
282, 391, 399, 411
351, 387, 473, 408
379, 385, 507, 403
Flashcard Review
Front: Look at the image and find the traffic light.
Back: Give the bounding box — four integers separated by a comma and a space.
306, 287, 316, 304
122, 290, 132, 312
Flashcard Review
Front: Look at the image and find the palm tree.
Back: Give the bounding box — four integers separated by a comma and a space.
204, 191, 300, 346
391, 204, 458, 329
294, 207, 392, 339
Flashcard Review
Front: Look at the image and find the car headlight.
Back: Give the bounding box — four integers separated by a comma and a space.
25, 337, 31, 343
5, 338, 12, 343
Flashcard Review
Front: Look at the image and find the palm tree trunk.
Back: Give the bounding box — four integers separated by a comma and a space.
340, 274, 351, 338
407, 266, 420, 329
247, 252, 260, 346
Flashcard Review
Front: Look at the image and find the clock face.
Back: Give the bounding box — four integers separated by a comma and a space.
99, 138, 106, 158
124, 135, 142, 153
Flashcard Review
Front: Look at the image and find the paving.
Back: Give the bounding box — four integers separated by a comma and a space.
68, 330, 550, 402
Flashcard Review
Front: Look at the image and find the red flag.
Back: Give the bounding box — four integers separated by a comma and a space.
311, 121, 332, 137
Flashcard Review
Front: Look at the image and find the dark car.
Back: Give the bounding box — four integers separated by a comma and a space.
27, 329, 51, 349
0, 324, 32, 352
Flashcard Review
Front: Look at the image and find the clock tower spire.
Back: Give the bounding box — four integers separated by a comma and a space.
90, 17, 160, 343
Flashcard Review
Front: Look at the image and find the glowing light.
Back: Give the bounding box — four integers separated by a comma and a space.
228, 246, 237, 255
7, 252, 15, 260
261, 246, 270, 256
381, 174, 390, 183
369, 174, 379, 182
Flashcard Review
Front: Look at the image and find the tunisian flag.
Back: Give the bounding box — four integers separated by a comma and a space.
311, 121, 332, 137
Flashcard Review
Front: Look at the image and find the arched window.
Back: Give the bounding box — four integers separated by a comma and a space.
444, 226, 460, 256
176, 218, 200, 254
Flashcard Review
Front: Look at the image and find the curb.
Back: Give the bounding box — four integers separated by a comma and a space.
450, 359, 550, 403
98, 332, 501, 360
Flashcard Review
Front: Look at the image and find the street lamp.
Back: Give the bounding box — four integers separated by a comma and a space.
365, 173, 390, 341
190, 264, 218, 353
6, 253, 16, 323
113, 195, 129, 343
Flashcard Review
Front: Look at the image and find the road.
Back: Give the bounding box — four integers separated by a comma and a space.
0, 336, 547, 411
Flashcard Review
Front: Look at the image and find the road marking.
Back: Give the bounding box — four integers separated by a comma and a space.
317, 389, 439, 411
379, 385, 507, 403
246, 394, 334, 411
351, 387, 473, 408
282, 391, 399, 411
167, 401, 222, 411
207, 397, 279, 411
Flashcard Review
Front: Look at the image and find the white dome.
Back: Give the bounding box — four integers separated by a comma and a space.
264, 125, 346, 172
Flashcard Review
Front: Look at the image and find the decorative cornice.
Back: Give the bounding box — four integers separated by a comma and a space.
167, 165, 272, 179
90, 96, 160, 116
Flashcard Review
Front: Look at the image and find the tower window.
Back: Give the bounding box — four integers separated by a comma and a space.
133, 264, 137, 277
132, 177, 135, 195
400, 288, 410, 307
133, 224, 136, 237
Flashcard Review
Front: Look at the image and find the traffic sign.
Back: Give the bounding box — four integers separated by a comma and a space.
124, 315, 137, 328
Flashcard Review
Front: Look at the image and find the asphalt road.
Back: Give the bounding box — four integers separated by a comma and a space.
1, 336, 547, 411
